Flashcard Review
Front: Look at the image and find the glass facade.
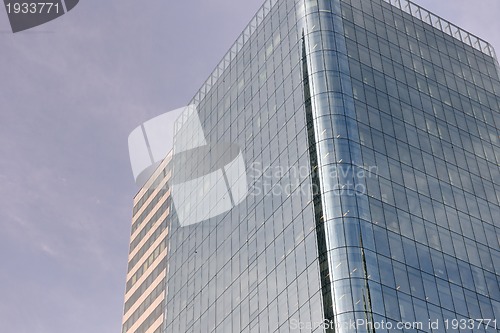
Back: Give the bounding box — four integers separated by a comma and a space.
125, 0, 500, 332
164, 1, 326, 331
328, 0, 500, 332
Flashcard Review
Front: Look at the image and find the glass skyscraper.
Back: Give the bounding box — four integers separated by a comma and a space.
124, 0, 500, 332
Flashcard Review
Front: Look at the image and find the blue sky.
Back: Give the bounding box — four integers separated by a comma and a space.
0, 1, 499, 333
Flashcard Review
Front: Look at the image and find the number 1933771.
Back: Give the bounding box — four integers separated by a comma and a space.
6, 2, 60, 14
